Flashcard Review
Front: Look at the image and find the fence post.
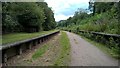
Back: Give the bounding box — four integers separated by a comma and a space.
28, 42, 32, 50
18, 45, 22, 55
2, 50, 7, 63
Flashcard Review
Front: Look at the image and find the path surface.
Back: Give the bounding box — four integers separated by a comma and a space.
66, 31, 118, 66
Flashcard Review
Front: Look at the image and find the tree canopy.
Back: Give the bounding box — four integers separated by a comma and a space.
2, 2, 56, 33
57, 1, 120, 34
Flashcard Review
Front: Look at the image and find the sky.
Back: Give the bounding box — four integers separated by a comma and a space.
45, 0, 89, 22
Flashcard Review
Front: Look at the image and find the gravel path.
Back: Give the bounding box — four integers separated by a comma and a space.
66, 31, 118, 66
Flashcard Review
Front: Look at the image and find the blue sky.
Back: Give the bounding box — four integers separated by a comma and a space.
45, 0, 89, 21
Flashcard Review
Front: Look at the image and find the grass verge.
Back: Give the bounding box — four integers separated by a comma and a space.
32, 44, 49, 60
2, 30, 58, 45
54, 31, 71, 66
80, 35, 120, 59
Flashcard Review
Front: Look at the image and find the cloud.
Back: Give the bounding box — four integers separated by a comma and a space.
45, 0, 89, 21
54, 14, 73, 22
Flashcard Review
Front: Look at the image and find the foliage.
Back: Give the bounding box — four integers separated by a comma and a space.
81, 35, 120, 59
57, 2, 119, 34
37, 2, 56, 31
57, 2, 120, 59
2, 2, 56, 33
57, 8, 90, 27
117, 1, 120, 34
89, 2, 115, 15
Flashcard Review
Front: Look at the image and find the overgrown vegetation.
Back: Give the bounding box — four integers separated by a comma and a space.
31, 31, 71, 65
80, 35, 120, 59
57, 2, 120, 34
2, 2, 56, 34
57, 2, 120, 59
54, 31, 71, 66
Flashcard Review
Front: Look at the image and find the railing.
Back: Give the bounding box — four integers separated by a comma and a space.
67, 29, 120, 50
1, 31, 60, 64
79, 30, 120, 42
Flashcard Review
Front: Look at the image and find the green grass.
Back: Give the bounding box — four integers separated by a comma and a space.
0, 35, 2, 45
80, 35, 120, 59
32, 31, 71, 65
54, 31, 71, 66
32, 44, 49, 60
2, 30, 58, 45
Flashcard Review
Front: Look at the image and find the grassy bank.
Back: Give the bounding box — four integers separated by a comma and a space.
80, 35, 120, 59
32, 44, 49, 60
30, 31, 71, 66
54, 31, 71, 66
2, 30, 58, 45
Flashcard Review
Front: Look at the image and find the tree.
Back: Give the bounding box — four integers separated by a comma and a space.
117, 1, 120, 34
70, 8, 89, 25
2, 2, 56, 33
15, 2, 45, 32
37, 2, 56, 31
89, 1, 115, 15
2, 2, 23, 33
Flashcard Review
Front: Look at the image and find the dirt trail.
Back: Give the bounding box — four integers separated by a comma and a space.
66, 31, 118, 66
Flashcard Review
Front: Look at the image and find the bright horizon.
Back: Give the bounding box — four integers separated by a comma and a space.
45, 0, 89, 22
